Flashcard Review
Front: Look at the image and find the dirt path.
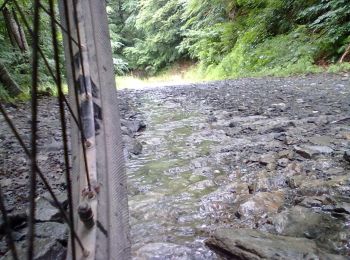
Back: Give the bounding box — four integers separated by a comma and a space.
1, 73, 350, 259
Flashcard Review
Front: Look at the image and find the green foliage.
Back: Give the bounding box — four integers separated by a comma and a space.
180, 0, 350, 79
107, 0, 350, 78
123, 0, 185, 74
299, 0, 350, 59
205, 27, 323, 79
1, 0, 349, 100
0, 0, 64, 99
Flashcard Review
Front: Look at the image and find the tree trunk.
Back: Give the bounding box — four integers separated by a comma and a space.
0, 61, 22, 96
2, 7, 16, 48
2, 7, 28, 52
12, 8, 28, 52
339, 43, 350, 63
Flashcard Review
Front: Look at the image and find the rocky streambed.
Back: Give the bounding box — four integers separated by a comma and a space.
1, 73, 350, 259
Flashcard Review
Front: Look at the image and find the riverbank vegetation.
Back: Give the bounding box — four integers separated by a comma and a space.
109, 0, 350, 80
0, 0, 349, 98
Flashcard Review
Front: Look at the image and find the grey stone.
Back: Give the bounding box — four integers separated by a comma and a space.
206, 228, 345, 260
272, 206, 347, 253
277, 158, 289, 167
1, 237, 66, 260
273, 206, 340, 237
294, 145, 333, 159
130, 140, 143, 155
0, 211, 27, 235
334, 202, 350, 214
35, 222, 68, 242
235, 191, 284, 220
121, 119, 146, 133
207, 115, 217, 123
135, 242, 192, 259
123, 135, 143, 155
343, 150, 350, 163
238, 106, 247, 111
41, 191, 68, 210
42, 141, 63, 152
259, 152, 276, 165
33, 197, 62, 222
188, 180, 216, 191
228, 122, 237, 128
298, 196, 334, 208
0, 239, 7, 255
278, 150, 294, 159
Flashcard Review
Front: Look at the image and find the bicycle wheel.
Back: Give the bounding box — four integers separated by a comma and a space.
59, 0, 131, 259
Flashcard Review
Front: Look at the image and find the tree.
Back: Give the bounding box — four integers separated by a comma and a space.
2, 7, 28, 52
0, 60, 22, 96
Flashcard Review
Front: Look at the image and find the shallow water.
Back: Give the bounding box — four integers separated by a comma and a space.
124, 75, 350, 259
127, 91, 228, 259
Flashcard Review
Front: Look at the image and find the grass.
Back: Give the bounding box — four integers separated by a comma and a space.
115, 62, 205, 89
116, 60, 350, 90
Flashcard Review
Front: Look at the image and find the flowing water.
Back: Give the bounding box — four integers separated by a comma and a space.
126, 90, 230, 259
123, 75, 350, 259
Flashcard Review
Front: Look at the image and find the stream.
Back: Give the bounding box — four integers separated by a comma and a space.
0, 74, 349, 259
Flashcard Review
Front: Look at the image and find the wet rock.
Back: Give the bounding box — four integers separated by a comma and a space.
228, 182, 250, 196
40, 192, 68, 210
135, 242, 192, 259
286, 175, 305, 189
298, 175, 350, 196
298, 196, 334, 208
2, 237, 66, 260
278, 150, 294, 160
123, 136, 143, 155
270, 126, 286, 133
259, 152, 276, 165
228, 122, 237, 128
0, 211, 27, 235
266, 163, 276, 171
121, 126, 133, 136
207, 115, 217, 123
33, 197, 62, 222
334, 202, 350, 214
238, 106, 247, 112
343, 150, 350, 163
41, 141, 63, 152
235, 191, 284, 220
35, 222, 68, 242
206, 228, 345, 260
121, 119, 146, 133
294, 145, 334, 159
0, 239, 7, 255
130, 140, 143, 155
1, 179, 11, 187
272, 206, 348, 253
274, 133, 286, 142
277, 158, 289, 168
188, 180, 216, 191
308, 136, 334, 146
322, 205, 335, 212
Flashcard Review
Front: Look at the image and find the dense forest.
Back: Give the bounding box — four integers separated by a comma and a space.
0, 0, 349, 98
108, 0, 350, 77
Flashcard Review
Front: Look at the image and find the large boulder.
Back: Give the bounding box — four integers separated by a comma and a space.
206, 228, 346, 260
